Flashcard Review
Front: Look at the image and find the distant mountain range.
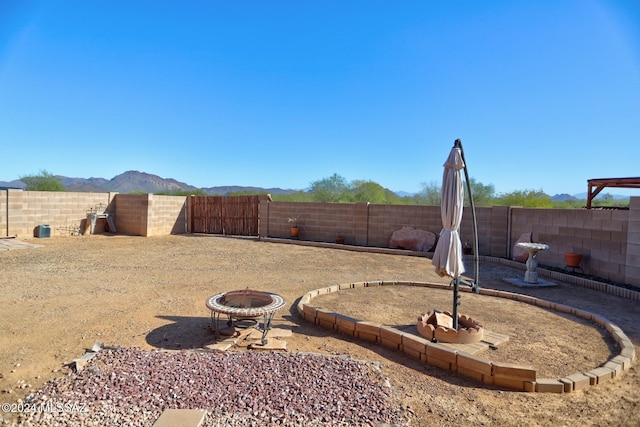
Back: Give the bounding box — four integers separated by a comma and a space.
551, 193, 630, 201
0, 170, 299, 196
0, 171, 632, 200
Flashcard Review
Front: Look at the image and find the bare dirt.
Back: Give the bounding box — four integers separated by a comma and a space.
0, 235, 639, 426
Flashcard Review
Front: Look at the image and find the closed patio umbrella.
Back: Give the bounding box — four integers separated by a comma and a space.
431, 139, 479, 330
432, 142, 466, 279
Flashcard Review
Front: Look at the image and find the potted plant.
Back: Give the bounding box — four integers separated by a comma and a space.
335, 235, 345, 244
288, 217, 299, 238
565, 252, 582, 268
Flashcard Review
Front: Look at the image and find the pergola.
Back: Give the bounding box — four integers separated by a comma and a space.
586, 177, 640, 208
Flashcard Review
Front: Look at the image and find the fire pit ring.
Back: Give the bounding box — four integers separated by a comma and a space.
206, 289, 285, 345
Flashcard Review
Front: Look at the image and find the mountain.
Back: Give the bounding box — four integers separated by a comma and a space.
394, 190, 417, 198
0, 179, 26, 190
0, 171, 299, 195
572, 192, 630, 201
53, 171, 200, 194
551, 193, 580, 202
551, 193, 631, 202
201, 185, 299, 195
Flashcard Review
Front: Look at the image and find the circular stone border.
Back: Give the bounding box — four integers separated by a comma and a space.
297, 280, 636, 393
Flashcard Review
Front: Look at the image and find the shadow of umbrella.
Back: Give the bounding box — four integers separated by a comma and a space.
431, 139, 479, 330
146, 315, 217, 350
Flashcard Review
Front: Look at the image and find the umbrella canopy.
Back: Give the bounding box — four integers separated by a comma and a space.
432, 144, 466, 278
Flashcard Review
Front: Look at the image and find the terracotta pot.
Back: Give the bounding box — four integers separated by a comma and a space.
335, 236, 345, 244
290, 227, 299, 238
565, 252, 582, 268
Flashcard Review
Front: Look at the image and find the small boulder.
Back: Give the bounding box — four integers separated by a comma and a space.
513, 232, 532, 262
389, 226, 437, 252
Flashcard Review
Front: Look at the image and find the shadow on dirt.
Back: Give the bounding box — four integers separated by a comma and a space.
146, 315, 218, 350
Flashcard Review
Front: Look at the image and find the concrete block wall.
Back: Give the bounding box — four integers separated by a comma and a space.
265, 202, 506, 257
489, 206, 510, 258
625, 197, 640, 286
1, 191, 196, 238
264, 201, 367, 244
3, 190, 638, 284
265, 201, 464, 248
509, 207, 632, 283
146, 195, 188, 236
112, 194, 149, 236
111, 193, 187, 236
469, 205, 495, 256
264, 199, 639, 284
367, 204, 442, 248
0, 189, 115, 238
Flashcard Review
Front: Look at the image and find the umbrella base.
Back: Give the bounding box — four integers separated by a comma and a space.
417, 311, 484, 344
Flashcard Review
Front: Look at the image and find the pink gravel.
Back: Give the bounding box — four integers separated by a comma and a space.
13, 347, 406, 426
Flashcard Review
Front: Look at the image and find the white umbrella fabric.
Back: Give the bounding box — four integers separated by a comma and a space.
431, 144, 466, 279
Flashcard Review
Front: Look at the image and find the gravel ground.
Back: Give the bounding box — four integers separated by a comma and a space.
13, 347, 404, 426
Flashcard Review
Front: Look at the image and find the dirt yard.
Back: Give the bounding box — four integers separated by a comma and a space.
0, 234, 638, 426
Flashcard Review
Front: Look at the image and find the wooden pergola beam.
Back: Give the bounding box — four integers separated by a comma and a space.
586, 177, 640, 209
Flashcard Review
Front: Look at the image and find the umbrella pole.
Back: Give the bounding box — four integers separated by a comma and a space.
455, 139, 479, 291
450, 139, 478, 332
452, 277, 460, 330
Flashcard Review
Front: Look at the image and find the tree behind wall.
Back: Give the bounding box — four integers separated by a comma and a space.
20, 170, 65, 191
309, 173, 351, 202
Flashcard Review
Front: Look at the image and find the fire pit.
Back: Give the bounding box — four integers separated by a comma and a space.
206, 289, 285, 345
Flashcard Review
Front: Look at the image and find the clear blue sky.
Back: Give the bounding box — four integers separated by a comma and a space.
1, 1, 639, 196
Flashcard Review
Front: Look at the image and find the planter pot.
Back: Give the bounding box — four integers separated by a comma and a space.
565, 252, 582, 268
335, 236, 345, 244
290, 227, 299, 238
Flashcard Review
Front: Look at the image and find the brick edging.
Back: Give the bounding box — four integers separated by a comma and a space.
297, 281, 636, 393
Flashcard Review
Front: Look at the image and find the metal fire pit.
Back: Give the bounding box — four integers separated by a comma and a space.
206, 289, 285, 345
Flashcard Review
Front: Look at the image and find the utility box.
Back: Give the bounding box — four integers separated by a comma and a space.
35, 224, 51, 238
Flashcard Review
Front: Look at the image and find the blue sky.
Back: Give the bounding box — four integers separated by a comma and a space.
1, 1, 639, 196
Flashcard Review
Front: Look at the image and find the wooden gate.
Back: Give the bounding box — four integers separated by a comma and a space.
190, 195, 259, 236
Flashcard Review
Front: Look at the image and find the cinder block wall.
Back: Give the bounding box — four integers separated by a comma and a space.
0, 190, 188, 238
489, 206, 510, 258
262, 199, 639, 285
509, 207, 631, 284
263, 201, 498, 254
111, 193, 188, 236
112, 194, 148, 236
0, 189, 115, 238
3, 190, 638, 285
625, 198, 640, 286
264, 201, 366, 244
367, 204, 442, 248
145, 194, 188, 236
